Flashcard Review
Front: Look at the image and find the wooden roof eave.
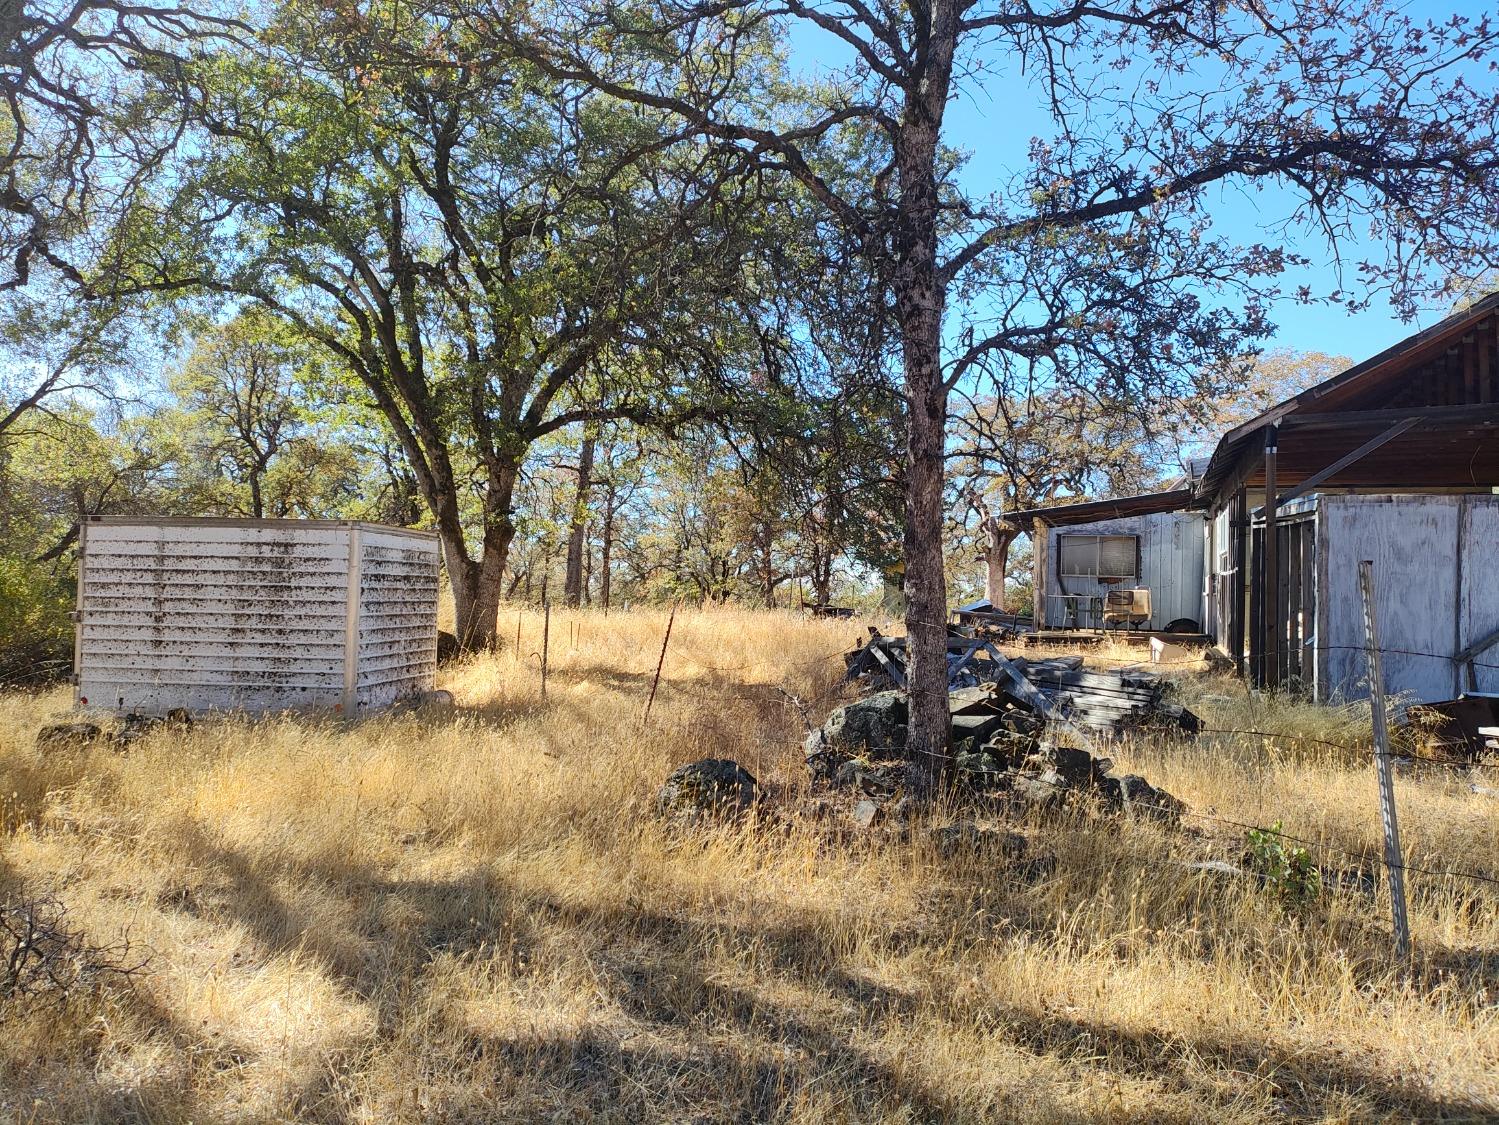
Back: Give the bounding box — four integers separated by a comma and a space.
1195, 292, 1499, 503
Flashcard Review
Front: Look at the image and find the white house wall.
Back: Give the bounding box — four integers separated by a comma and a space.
1040, 512, 1205, 630
1316, 494, 1499, 703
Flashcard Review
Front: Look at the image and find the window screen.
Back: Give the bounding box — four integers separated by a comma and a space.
1058, 534, 1137, 578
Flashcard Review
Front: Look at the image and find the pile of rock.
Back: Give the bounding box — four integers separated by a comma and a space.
803, 686, 1184, 822
35, 710, 192, 753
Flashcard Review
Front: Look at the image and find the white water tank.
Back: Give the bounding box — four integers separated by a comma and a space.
73, 517, 439, 715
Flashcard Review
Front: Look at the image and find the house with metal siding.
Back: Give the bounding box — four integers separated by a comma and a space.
1007, 292, 1499, 704
1195, 291, 1499, 703
1007, 490, 1207, 634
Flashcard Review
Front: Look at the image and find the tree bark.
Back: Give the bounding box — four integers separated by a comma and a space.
759, 526, 777, 607
980, 515, 1020, 608
900, 332, 952, 794
599, 485, 616, 611
893, 0, 958, 794
564, 428, 596, 607
443, 460, 520, 649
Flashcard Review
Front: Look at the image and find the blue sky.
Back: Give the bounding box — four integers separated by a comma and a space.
787, 5, 1495, 368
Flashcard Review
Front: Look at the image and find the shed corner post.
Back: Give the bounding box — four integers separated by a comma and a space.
342, 523, 363, 717
1031, 517, 1049, 629
72, 518, 89, 707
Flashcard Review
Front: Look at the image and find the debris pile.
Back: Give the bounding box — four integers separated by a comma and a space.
1019, 658, 1200, 737
845, 629, 1199, 738
806, 673, 1187, 822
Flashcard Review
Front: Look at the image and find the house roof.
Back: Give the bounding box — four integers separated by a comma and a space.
1196, 292, 1499, 501
1003, 488, 1196, 527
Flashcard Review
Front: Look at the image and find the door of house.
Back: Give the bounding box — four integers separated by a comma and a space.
1248, 512, 1317, 690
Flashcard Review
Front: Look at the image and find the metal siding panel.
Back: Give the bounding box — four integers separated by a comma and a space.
76, 519, 440, 716
1042, 512, 1204, 629
354, 530, 438, 711
1460, 497, 1499, 693
77, 521, 354, 714
1317, 495, 1460, 704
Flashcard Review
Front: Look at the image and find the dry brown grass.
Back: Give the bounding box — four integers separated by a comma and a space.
1, 606, 1496, 1123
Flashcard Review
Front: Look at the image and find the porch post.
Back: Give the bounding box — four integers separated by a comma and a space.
1263, 425, 1280, 691
1230, 486, 1247, 674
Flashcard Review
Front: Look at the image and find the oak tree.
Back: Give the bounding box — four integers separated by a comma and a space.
501, 0, 1499, 788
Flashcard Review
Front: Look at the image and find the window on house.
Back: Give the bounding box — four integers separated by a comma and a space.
1058, 534, 1138, 578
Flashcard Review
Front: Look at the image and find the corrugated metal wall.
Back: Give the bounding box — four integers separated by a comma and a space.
1040, 512, 1206, 630
1317, 494, 1499, 703
76, 518, 436, 716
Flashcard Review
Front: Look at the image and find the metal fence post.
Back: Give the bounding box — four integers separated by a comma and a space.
1358, 559, 1411, 962
642, 605, 676, 726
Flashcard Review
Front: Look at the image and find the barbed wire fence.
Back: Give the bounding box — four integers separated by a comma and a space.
6, 614, 1497, 897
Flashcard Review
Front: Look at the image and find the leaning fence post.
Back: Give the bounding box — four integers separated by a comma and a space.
642, 605, 676, 725
1358, 559, 1411, 962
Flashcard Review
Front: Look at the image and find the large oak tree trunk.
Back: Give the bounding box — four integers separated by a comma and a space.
893, 0, 958, 795
899, 324, 952, 794
443, 461, 520, 650
981, 517, 1020, 608
248, 471, 264, 520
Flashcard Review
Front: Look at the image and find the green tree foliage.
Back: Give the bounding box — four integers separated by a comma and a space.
0, 405, 168, 681
139, 0, 778, 646
155, 310, 366, 518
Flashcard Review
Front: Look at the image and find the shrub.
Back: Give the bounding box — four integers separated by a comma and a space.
0, 554, 73, 686
0, 891, 150, 1011
1242, 821, 1322, 908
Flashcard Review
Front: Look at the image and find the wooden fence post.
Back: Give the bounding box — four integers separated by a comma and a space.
1359, 559, 1411, 962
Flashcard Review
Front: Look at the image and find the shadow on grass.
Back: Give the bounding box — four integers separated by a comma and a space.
125, 825, 1499, 1123
8, 731, 1493, 1122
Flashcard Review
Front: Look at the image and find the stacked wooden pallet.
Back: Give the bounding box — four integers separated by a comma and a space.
1019, 661, 1200, 736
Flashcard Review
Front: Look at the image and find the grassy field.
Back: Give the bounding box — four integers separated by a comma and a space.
1, 607, 1496, 1123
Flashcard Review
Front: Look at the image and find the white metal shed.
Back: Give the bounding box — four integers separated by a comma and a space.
1033, 511, 1206, 631
74, 517, 439, 716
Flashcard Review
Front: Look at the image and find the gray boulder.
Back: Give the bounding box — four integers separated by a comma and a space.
832, 759, 905, 797
851, 799, 884, 829
114, 709, 192, 749
656, 759, 760, 826
815, 691, 907, 755
35, 722, 104, 752
1106, 773, 1185, 822
1009, 767, 1068, 811
805, 691, 908, 782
